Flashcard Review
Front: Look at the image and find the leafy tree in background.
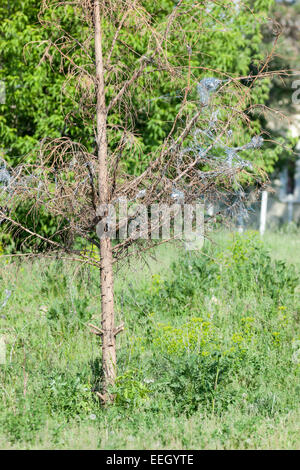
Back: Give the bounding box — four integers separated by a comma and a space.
1, 0, 280, 174
0, 0, 93, 159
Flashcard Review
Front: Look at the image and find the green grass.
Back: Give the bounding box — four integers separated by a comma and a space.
0, 230, 299, 449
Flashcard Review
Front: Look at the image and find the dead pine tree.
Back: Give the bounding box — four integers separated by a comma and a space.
0, 0, 281, 403
94, 1, 117, 399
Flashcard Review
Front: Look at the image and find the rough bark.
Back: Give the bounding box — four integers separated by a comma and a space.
94, 0, 116, 400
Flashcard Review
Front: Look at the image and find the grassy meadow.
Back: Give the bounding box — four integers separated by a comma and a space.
0, 230, 299, 449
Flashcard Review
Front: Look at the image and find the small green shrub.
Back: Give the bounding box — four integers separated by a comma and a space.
153, 317, 217, 356
110, 369, 150, 409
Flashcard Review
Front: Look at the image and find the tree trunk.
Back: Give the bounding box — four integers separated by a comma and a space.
94, 1, 116, 400
100, 237, 116, 398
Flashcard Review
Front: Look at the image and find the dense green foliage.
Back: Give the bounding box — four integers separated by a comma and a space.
0, 231, 299, 448
0, 0, 281, 173
0, 0, 92, 160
